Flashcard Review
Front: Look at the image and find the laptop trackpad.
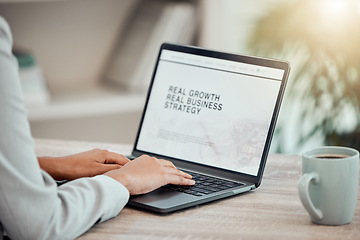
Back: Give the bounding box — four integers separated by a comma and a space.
129, 187, 197, 209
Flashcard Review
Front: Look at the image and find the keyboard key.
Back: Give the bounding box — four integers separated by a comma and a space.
163, 170, 244, 196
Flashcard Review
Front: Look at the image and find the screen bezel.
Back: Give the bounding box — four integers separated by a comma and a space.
131, 43, 290, 188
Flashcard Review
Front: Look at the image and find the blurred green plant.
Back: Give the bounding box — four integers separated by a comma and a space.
248, 0, 360, 152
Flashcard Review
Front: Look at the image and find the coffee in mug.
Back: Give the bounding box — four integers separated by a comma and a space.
312, 154, 350, 159
298, 146, 359, 225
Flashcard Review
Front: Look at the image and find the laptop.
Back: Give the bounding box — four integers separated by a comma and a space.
127, 43, 290, 213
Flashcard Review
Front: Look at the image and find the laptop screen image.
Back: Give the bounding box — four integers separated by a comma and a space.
135, 46, 285, 177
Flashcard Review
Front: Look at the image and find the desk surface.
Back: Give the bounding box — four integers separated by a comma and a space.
34, 139, 360, 240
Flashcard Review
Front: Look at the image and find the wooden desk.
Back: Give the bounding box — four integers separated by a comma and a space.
34, 139, 360, 240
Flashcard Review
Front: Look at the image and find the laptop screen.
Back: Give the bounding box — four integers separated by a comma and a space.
135, 45, 286, 176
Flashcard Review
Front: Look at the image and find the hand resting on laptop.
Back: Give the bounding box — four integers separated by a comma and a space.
105, 155, 195, 195
38, 149, 195, 195
38, 149, 130, 181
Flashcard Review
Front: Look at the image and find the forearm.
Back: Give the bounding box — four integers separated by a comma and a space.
38, 156, 66, 181
48, 176, 129, 240
0, 170, 129, 240
38, 149, 128, 181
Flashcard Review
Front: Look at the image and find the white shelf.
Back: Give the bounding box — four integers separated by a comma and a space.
27, 86, 146, 121
3, 0, 196, 122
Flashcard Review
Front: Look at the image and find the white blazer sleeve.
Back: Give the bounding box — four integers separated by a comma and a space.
0, 16, 129, 240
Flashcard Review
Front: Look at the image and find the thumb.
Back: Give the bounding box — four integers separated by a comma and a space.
97, 163, 122, 174
104, 152, 131, 165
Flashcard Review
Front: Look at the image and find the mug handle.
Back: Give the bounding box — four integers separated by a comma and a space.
298, 172, 323, 220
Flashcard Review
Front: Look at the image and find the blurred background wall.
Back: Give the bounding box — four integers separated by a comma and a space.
1, 0, 359, 154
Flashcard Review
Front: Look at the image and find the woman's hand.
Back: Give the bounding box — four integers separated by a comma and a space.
104, 155, 195, 195
38, 149, 130, 181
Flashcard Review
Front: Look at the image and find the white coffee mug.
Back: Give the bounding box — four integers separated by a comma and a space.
298, 146, 359, 225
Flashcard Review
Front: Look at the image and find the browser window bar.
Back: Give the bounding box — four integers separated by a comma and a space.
160, 50, 284, 81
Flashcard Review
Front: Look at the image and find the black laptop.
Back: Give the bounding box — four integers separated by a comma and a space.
127, 43, 290, 213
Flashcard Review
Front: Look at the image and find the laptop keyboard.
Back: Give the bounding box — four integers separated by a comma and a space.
163, 170, 244, 197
